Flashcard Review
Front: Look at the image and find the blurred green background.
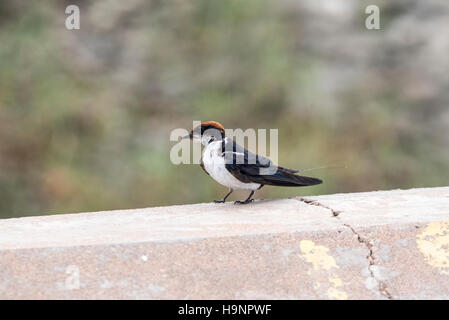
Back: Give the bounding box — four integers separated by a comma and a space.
1, 0, 448, 219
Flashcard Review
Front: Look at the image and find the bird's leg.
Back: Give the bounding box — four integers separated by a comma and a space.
234, 190, 255, 205
214, 188, 233, 203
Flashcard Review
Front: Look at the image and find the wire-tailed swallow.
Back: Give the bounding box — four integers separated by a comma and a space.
184, 121, 322, 204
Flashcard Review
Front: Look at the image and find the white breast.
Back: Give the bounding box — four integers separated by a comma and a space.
202, 141, 261, 190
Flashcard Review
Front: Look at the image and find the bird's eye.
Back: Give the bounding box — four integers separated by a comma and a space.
208, 136, 215, 143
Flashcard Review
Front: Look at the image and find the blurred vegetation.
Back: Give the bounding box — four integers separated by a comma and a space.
1, 0, 448, 218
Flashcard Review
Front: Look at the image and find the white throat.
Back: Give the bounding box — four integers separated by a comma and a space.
201, 138, 261, 191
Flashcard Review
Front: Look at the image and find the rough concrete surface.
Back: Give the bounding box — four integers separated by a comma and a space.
0, 187, 449, 299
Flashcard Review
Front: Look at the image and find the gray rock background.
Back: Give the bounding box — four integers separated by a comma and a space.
1, 0, 448, 218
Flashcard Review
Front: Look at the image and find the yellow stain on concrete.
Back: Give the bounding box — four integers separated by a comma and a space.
328, 276, 348, 300
417, 220, 449, 275
299, 240, 339, 271
299, 240, 348, 300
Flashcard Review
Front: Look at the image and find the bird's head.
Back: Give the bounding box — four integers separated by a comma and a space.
184, 121, 226, 145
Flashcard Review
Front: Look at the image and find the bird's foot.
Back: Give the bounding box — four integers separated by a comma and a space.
234, 199, 254, 205
213, 199, 225, 203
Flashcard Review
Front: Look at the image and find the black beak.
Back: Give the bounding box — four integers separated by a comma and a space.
182, 134, 191, 140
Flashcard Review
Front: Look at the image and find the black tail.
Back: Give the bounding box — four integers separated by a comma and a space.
258, 168, 323, 187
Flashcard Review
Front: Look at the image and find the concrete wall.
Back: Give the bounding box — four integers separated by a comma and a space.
1, 186, 449, 299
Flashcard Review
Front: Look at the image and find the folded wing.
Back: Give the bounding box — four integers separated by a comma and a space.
223, 139, 322, 187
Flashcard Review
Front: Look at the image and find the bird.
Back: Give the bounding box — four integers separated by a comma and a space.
183, 121, 322, 204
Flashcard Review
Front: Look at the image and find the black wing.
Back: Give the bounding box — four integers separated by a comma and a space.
223, 139, 322, 187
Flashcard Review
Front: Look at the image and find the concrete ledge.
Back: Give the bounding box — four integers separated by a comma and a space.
1, 187, 449, 299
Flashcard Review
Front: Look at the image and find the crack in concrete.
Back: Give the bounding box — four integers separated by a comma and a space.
342, 224, 394, 300
297, 197, 341, 217
297, 196, 394, 300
